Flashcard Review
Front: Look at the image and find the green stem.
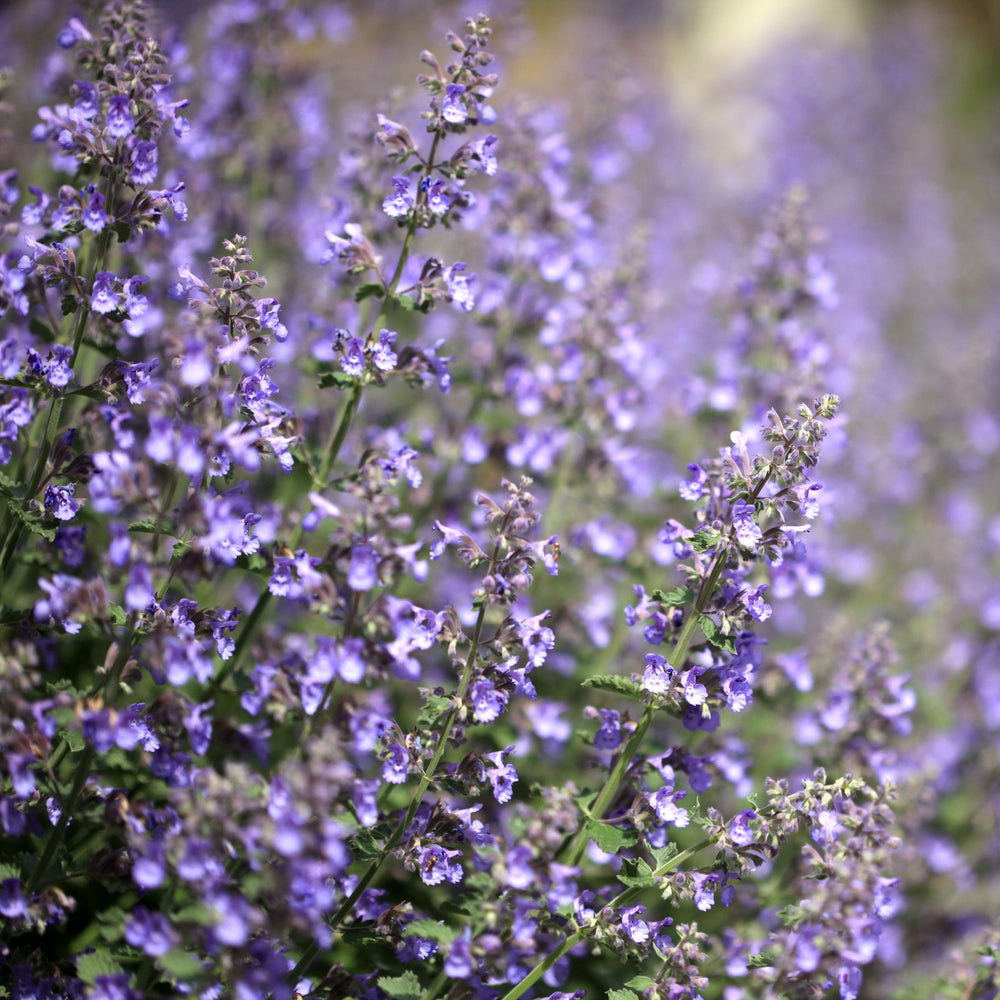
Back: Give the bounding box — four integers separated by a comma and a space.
500, 837, 712, 1000
0, 194, 117, 578
561, 463, 778, 866
25, 746, 96, 894
27, 618, 136, 892
287, 538, 498, 988
214, 135, 444, 697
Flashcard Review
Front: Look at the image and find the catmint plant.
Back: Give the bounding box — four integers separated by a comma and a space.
0, 4, 925, 1000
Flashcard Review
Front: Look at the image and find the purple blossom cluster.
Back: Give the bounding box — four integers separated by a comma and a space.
0, 2, 996, 999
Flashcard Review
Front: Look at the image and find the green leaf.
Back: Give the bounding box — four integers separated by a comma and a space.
75, 949, 126, 986
5, 501, 56, 541
607, 991, 640, 1000
698, 615, 736, 653
377, 971, 422, 999
394, 294, 419, 312
158, 949, 206, 979
58, 728, 86, 753
354, 282, 385, 302
318, 370, 361, 390
404, 919, 459, 944
650, 586, 694, 607
0, 469, 25, 500
581, 675, 645, 702
109, 604, 128, 626
691, 529, 721, 553
417, 693, 452, 729
624, 977, 656, 990
0, 861, 20, 881
616, 856, 656, 888
349, 828, 385, 862
61, 294, 80, 316
747, 950, 777, 968
128, 518, 159, 533
111, 220, 133, 244
584, 817, 638, 854
648, 842, 679, 870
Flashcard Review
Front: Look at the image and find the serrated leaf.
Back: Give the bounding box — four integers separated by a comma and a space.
128, 518, 158, 533
349, 828, 385, 862
648, 842, 679, 870
417, 694, 452, 729
158, 949, 206, 979
377, 971, 422, 999
698, 615, 736, 653
747, 950, 776, 968
75, 949, 126, 986
584, 817, 638, 854
616, 855, 656, 888
61, 294, 80, 316
624, 977, 656, 990
691, 530, 720, 553
581, 674, 645, 702
607, 990, 639, 1000
0, 469, 25, 500
354, 282, 385, 302
5, 501, 56, 541
649, 586, 693, 607
394, 294, 418, 312
109, 604, 127, 626
0, 861, 20, 881
404, 919, 459, 944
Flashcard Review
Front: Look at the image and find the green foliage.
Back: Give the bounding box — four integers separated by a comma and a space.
377, 971, 423, 999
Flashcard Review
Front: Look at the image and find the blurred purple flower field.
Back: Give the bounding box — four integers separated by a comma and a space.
1, 1, 999, 998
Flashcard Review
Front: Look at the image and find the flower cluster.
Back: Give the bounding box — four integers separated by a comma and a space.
0, 3, 968, 1000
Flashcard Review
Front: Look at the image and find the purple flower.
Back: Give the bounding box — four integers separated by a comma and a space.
621, 904, 650, 943
417, 845, 463, 886
0, 879, 28, 919
382, 742, 408, 784
649, 787, 689, 827
679, 463, 706, 500
470, 677, 507, 723
341, 336, 365, 376
732, 501, 762, 549
373, 329, 397, 371
44, 483, 79, 520
444, 262, 475, 311
82, 188, 106, 231
741, 583, 772, 622
425, 177, 451, 215
444, 928, 473, 978
382, 175, 413, 219
91, 271, 119, 314
441, 83, 468, 123
729, 809, 757, 847
106, 94, 135, 138
124, 906, 175, 956
642, 652, 674, 693
130, 140, 158, 184
45, 344, 74, 387
593, 708, 622, 750
483, 747, 518, 803
348, 543, 379, 591
811, 809, 846, 845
